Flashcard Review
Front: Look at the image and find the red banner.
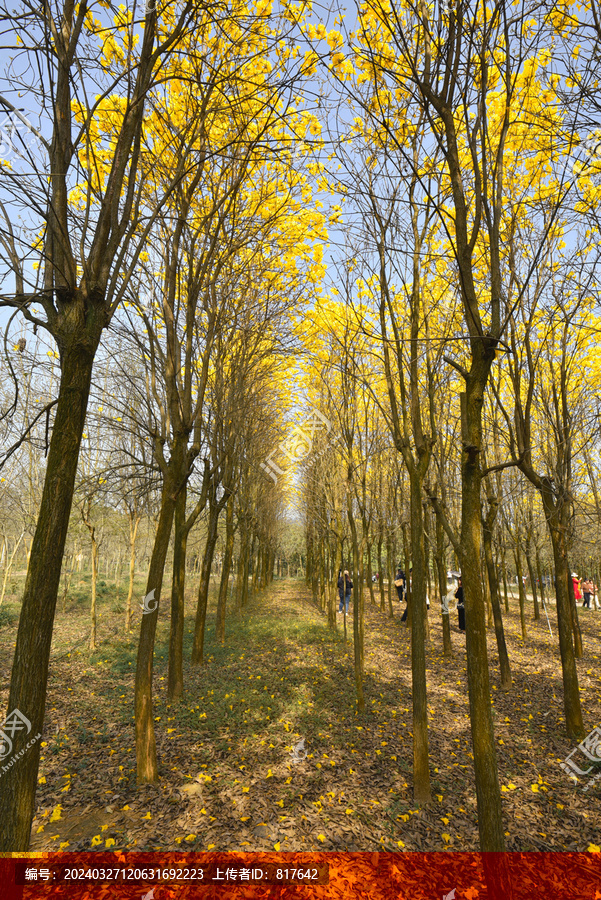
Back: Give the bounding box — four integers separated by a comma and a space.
0, 851, 599, 899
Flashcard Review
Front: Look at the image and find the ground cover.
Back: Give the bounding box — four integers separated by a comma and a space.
0, 577, 599, 852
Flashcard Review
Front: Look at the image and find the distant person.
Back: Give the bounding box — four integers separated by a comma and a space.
405, 575, 414, 621
337, 569, 344, 611
443, 583, 455, 616
395, 569, 408, 622
582, 578, 592, 609
395, 568, 405, 603
339, 570, 352, 614
455, 577, 465, 631
572, 572, 582, 603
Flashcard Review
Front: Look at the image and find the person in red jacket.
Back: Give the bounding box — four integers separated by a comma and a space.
572, 572, 582, 602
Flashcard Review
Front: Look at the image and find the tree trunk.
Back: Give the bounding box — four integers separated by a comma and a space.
483, 559, 493, 629
0, 344, 97, 851
545, 516, 584, 738
61, 548, 77, 614
191, 493, 221, 665
525, 535, 539, 620
268, 548, 275, 584
305, 530, 313, 587
168, 484, 187, 701
89, 531, 98, 651
0, 532, 24, 607
501, 550, 509, 614
318, 543, 326, 611
435, 511, 452, 657
402, 523, 411, 629
366, 542, 375, 605
216, 494, 235, 644
114, 552, 121, 595
252, 543, 260, 591
81, 501, 99, 652
536, 549, 546, 613
460, 383, 504, 852
125, 514, 140, 632
330, 536, 342, 631
310, 537, 319, 604
358, 558, 365, 672
387, 533, 394, 618
237, 525, 250, 609
135, 473, 178, 784
347, 502, 364, 711
377, 535, 386, 611
409, 471, 431, 804
566, 563, 584, 658
482, 505, 512, 691
513, 541, 527, 640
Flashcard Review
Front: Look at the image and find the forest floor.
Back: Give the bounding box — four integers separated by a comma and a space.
0, 575, 600, 853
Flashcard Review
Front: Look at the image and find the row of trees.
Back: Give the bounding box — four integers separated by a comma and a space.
0, 0, 327, 848
1, 0, 601, 859
287, 0, 601, 859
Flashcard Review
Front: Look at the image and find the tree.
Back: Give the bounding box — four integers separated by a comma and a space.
0, 0, 192, 847
327, 0, 576, 853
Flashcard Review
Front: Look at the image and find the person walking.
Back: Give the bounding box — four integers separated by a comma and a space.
338, 569, 353, 615
582, 577, 592, 609
572, 572, 582, 604
394, 568, 405, 603
455, 577, 465, 632
344, 570, 352, 613
443, 583, 455, 616
395, 569, 409, 622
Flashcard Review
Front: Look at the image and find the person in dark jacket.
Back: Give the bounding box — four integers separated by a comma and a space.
455, 577, 465, 631
341, 570, 352, 614
395, 569, 408, 622
338, 570, 352, 613
395, 568, 405, 603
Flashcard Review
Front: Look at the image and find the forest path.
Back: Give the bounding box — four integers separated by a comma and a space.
6, 578, 598, 852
